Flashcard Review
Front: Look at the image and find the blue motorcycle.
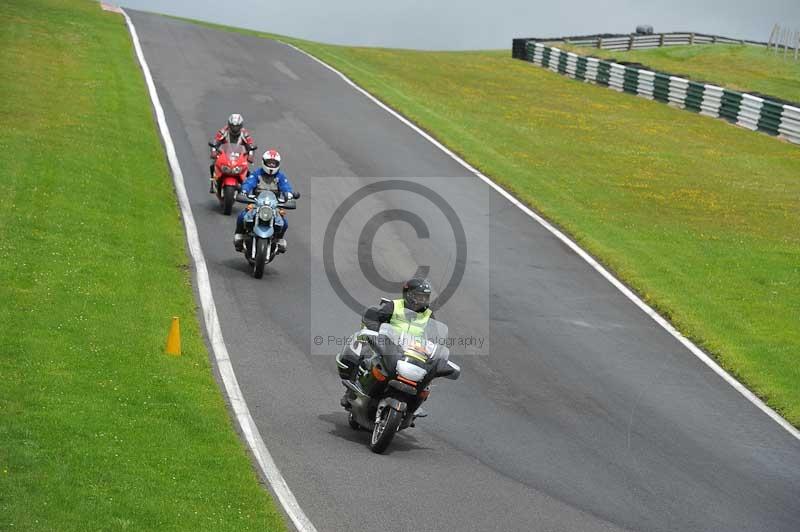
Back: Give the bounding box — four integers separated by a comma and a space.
236, 191, 297, 278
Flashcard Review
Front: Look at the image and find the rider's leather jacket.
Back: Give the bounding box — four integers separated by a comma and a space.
210, 126, 257, 153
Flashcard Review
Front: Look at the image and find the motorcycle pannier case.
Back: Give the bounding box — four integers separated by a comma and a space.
336, 344, 361, 381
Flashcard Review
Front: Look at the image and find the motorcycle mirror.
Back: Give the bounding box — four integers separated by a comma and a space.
440, 361, 461, 380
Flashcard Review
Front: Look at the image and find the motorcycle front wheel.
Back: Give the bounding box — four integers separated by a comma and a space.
253, 237, 268, 279
222, 185, 236, 215
370, 407, 402, 454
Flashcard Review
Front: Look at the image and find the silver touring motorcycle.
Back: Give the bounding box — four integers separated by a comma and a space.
337, 308, 461, 453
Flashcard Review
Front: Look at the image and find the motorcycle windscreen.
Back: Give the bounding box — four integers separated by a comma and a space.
377, 309, 450, 363
218, 143, 247, 159
256, 190, 278, 208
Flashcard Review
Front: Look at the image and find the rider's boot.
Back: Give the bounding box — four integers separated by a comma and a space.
233, 233, 245, 252
276, 238, 287, 254
340, 389, 356, 409
209, 162, 216, 193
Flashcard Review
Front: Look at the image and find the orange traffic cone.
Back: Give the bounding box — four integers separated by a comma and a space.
165, 316, 181, 356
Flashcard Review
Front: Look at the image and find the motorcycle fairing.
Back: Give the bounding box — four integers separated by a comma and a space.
253, 222, 274, 239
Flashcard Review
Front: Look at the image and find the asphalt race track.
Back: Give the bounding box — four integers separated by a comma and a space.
129, 11, 800, 532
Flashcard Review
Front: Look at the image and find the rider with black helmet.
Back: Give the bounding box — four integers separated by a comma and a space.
340, 278, 435, 407
362, 277, 434, 331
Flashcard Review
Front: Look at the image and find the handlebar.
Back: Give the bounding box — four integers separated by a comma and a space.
235, 192, 301, 207
235, 193, 256, 204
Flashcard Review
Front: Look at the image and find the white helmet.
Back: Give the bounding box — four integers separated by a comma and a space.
261, 149, 281, 176
227, 113, 244, 136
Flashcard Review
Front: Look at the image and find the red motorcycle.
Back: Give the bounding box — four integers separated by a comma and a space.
211, 143, 250, 215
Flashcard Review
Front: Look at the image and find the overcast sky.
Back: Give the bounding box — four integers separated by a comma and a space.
119, 0, 800, 50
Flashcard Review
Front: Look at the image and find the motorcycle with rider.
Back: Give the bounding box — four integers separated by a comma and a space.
207, 113, 258, 214
233, 149, 298, 277
336, 278, 461, 453
208, 113, 257, 187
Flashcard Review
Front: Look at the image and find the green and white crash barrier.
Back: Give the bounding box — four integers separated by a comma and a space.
514, 40, 800, 145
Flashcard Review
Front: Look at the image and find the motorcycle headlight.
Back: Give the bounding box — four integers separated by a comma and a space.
221, 165, 231, 174
233, 166, 241, 174
258, 207, 273, 222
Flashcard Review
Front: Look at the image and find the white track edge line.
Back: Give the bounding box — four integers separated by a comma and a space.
121, 11, 319, 531
283, 43, 800, 442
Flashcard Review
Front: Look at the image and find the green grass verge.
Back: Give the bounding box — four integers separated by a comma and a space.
558, 43, 800, 103
172, 16, 800, 426
0, 1, 285, 530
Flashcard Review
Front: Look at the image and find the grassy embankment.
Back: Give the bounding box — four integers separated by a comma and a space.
176, 17, 800, 426
0, 1, 285, 530
558, 43, 800, 103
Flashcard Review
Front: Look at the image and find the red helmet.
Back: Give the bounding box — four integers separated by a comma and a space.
262, 149, 281, 176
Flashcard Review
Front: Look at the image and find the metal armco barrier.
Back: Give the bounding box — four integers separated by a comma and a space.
514, 40, 800, 145
511, 32, 763, 54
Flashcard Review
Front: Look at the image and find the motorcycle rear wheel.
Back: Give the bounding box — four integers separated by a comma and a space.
370, 407, 402, 454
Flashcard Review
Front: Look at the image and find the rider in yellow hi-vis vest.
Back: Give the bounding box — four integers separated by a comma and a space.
340, 278, 435, 408
364, 277, 434, 333
388, 298, 433, 337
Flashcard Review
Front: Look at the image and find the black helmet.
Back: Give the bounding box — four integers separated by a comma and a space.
403, 277, 432, 312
